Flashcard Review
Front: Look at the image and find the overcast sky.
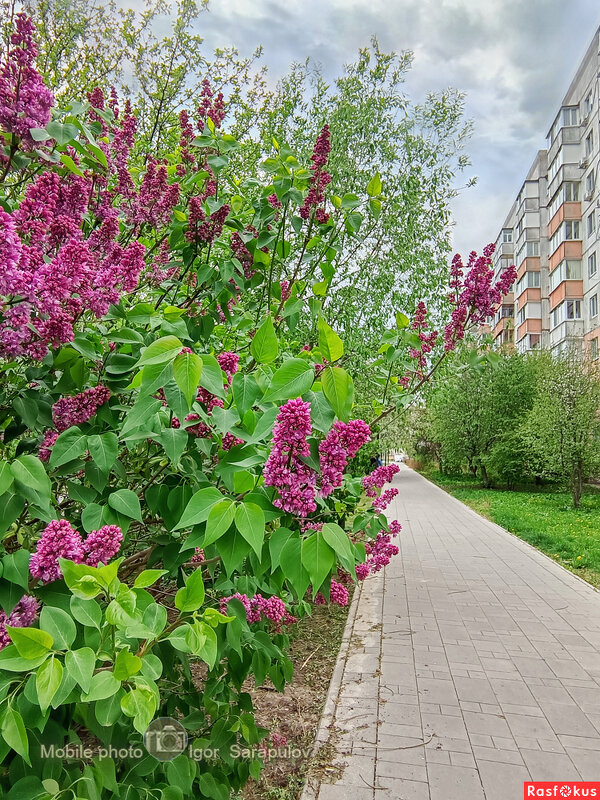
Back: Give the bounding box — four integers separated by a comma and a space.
192, 0, 600, 258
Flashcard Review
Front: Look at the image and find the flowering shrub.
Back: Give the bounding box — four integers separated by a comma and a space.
0, 14, 515, 800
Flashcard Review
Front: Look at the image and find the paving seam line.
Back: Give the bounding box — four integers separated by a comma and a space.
299, 575, 366, 800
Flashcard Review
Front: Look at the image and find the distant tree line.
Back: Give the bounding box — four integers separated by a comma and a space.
405, 349, 600, 508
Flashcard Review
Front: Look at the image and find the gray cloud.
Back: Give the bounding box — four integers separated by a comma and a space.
193, 0, 600, 255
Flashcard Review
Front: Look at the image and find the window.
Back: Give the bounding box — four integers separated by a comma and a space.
588, 211, 596, 236
550, 260, 582, 291
564, 107, 578, 126
591, 294, 599, 318
516, 240, 540, 264
586, 171, 596, 194
550, 221, 580, 254
586, 130, 594, 155
502, 229, 512, 243
517, 308, 525, 325
552, 299, 583, 328
565, 181, 580, 201
549, 182, 581, 219
584, 93, 593, 117
516, 271, 541, 295
592, 338, 599, 360
589, 252, 597, 277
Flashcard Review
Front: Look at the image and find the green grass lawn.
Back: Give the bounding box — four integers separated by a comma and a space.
419, 469, 600, 588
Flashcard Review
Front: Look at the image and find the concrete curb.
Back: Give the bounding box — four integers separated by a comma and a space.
298, 575, 365, 800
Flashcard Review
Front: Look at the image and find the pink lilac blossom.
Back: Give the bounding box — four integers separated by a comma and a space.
399, 301, 440, 386
82, 525, 123, 567
30, 519, 84, 584
362, 464, 400, 497
373, 487, 399, 513
197, 79, 225, 128
299, 520, 323, 533
0, 14, 54, 150
299, 125, 332, 222
314, 359, 328, 377
0, 67, 162, 361
220, 593, 297, 629
52, 385, 111, 432
263, 398, 318, 516
0, 174, 146, 359
187, 199, 229, 245
314, 579, 349, 607
217, 351, 239, 382
319, 419, 371, 497
355, 523, 402, 580
230, 230, 255, 280
39, 430, 59, 461
130, 159, 180, 227
222, 432, 243, 450
191, 548, 205, 565
444, 245, 517, 352
0, 595, 39, 650
147, 239, 179, 286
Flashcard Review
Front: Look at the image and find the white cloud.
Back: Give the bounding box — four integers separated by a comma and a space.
195, 0, 600, 255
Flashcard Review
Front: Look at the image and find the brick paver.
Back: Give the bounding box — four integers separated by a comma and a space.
306, 467, 600, 799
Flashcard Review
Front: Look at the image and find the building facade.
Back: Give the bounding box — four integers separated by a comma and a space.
491, 29, 600, 360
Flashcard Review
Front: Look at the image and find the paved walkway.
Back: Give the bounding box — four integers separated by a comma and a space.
303, 466, 600, 800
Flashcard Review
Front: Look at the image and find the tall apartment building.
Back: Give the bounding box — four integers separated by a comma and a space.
491, 28, 600, 360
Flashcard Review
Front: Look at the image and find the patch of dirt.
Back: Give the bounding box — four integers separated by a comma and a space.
240, 597, 351, 800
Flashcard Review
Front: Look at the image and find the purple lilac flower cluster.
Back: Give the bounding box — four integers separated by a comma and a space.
0, 63, 150, 360
444, 244, 517, 352
39, 430, 59, 462
263, 398, 318, 516
319, 419, 371, 497
356, 520, 402, 579
373, 487, 399, 513
217, 351, 239, 383
190, 547, 205, 565
0, 14, 54, 150
220, 592, 297, 631
187, 198, 230, 246
0, 595, 39, 650
82, 525, 123, 567
299, 125, 332, 223
51, 385, 111, 432
362, 464, 400, 497
197, 78, 226, 128
29, 519, 123, 584
314, 579, 349, 607
131, 159, 180, 228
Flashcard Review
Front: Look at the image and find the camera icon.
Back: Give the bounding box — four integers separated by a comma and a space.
143, 717, 188, 762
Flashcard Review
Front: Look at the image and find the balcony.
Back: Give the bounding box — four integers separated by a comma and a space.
548, 164, 583, 201
550, 320, 584, 346
548, 201, 581, 237
549, 280, 584, 310
516, 257, 541, 280
517, 288, 541, 308
493, 316, 513, 338
549, 241, 582, 271
547, 126, 581, 165
517, 318, 542, 341
496, 242, 514, 257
